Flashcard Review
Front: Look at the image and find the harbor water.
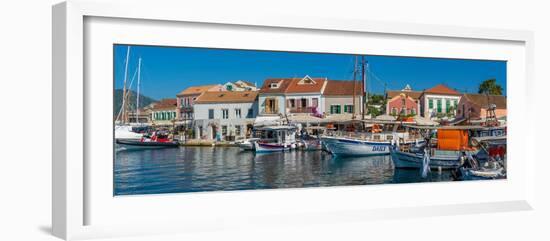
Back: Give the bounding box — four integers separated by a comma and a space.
114, 147, 457, 195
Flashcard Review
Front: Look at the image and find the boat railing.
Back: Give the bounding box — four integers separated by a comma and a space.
325, 130, 422, 142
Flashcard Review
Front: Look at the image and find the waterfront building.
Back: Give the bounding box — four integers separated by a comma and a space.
386, 84, 422, 116
456, 93, 507, 120
175, 84, 222, 121
193, 91, 258, 141
258, 75, 328, 116
150, 98, 178, 125
284, 76, 327, 115
258, 78, 293, 115
419, 84, 462, 119
223, 80, 257, 91
323, 80, 363, 116
127, 106, 153, 123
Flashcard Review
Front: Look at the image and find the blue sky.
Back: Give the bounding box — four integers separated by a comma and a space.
114, 44, 506, 100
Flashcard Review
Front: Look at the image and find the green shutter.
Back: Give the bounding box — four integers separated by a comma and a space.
437, 99, 442, 113
428, 99, 433, 109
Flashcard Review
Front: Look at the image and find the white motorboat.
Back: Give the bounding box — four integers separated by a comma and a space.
254, 126, 298, 153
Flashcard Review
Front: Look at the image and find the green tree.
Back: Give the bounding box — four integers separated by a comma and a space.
478, 79, 503, 95
446, 105, 456, 118
368, 106, 381, 117
369, 94, 385, 105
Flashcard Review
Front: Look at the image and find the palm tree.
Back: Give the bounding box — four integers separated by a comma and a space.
478, 78, 503, 95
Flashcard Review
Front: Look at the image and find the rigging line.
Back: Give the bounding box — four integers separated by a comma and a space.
116, 68, 138, 121
345, 56, 355, 80
126, 67, 139, 95
366, 68, 397, 90
118, 67, 139, 118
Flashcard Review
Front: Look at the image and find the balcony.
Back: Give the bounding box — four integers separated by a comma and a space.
179, 106, 193, 112
261, 109, 279, 115
289, 106, 317, 114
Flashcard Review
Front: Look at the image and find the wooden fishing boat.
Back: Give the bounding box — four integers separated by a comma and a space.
390, 148, 474, 169
322, 131, 424, 156
390, 127, 481, 170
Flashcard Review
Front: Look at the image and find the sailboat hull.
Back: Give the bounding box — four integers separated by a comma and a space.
116, 139, 179, 150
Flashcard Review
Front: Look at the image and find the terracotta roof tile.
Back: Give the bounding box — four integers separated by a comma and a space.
463, 94, 506, 109
424, 84, 461, 95
195, 91, 258, 104
259, 78, 294, 94
177, 84, 222, 96
323, 80, 362, 96
259, 76, 327, 94
285, 77, 326, 93
386, 90, 423, 99
152, 98, 177, 110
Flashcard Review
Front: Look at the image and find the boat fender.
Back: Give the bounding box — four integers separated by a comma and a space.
421, 148, 431, 178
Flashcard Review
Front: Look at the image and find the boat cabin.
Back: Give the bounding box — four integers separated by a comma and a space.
253, 126, 297, 145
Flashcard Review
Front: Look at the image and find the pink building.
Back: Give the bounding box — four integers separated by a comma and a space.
176, 84, 222, 121
386, 85, 422, 116
456, 93, 507, 120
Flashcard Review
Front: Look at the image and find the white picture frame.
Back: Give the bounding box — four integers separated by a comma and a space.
52, 0, 535, 240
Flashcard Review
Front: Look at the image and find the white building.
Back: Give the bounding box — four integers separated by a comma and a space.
193, 91, 258, 140
222, 80, 257, 92
150, 98, 178, 125
419, 84, 462, 119
258, 75, 328, 116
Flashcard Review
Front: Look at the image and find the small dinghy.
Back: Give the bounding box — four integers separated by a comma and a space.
452, 155, 506, 180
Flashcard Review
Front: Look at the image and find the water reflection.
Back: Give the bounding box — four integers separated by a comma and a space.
114, 147, 454, 195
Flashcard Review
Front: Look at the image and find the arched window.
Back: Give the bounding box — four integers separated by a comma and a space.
391, 107, 397, 115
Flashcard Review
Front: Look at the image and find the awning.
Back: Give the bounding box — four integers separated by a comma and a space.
414, 116, 440, 126
288, 114, 324, 124
254, 115, 282, 127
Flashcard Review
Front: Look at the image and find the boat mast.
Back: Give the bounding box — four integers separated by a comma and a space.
121, 46, 131, 124
136, 57, 142, 124
361, 56, 367, 120
352, 56, 358, 119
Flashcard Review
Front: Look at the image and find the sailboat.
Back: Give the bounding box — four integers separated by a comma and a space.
115, 46, 144, 140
